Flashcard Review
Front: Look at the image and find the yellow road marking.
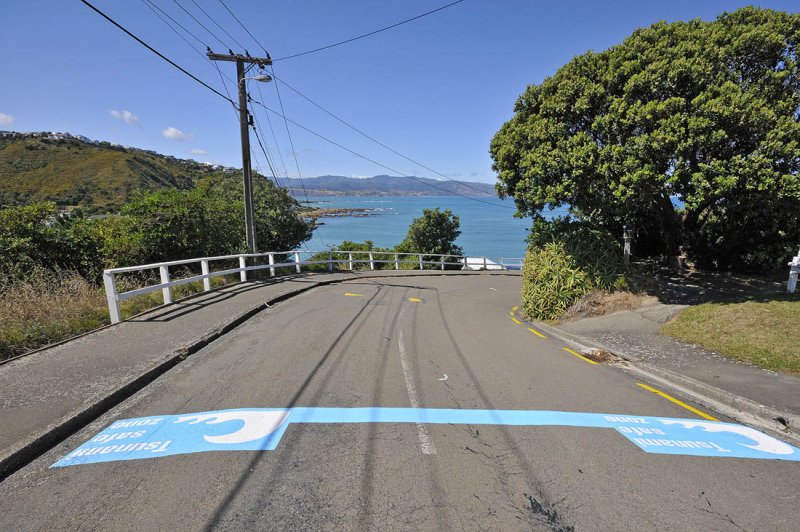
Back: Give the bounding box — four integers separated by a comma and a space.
636, 383, 718, 421
512, 306, 519, 311
408, 297, 422, 303
527, 327, 547, 338
511, 317, 522, 325
344, 292, 364, 297
509, 311, 516, 316
562, 347, 598, 365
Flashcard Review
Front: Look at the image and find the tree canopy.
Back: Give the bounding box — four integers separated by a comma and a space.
490, 7, 800, 271
396, 208, 463, 257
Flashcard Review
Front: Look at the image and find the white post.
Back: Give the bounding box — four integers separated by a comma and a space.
269, 253, 275, 277
348, 252, 353, 271
623, 226, 632, 267
239, 256, 247, 282
483, 256, 487, 270
419, 254, 423, 270
103, 270, 121, 324
788, 250, 800, 293
394, 253, 399, 270
441, 255, 445, 270
369, 252, 375, 270
201, 259, 211, 291
328, 251, 333, 271
159, 265, 172, 304
295, 252, 301, 273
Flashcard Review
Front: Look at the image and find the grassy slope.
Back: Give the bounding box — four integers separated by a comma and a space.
0, 137, 213, 212
662, 298, 800, 375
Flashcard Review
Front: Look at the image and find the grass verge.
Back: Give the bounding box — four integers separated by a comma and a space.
661, 298, 800, 375
0, 271, 239, 361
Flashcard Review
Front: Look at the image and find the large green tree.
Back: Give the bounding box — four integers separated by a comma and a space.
490, 7, 800, 271
396, 208, 463, 257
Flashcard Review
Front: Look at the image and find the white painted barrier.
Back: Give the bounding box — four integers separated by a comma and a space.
788, 248, 800, 293
101, 251, 524, 323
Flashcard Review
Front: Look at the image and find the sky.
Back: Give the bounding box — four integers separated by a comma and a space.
1, 0, 798, 184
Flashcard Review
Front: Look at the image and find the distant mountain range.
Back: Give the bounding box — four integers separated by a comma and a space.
285, 175, 496, 197
0, 132, 497, 212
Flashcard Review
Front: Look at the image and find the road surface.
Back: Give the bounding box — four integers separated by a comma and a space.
1, 275, 797, 530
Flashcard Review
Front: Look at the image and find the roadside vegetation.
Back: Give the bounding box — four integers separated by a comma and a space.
500, 8, 800, 327
0, 175, 313, 360
0, 202, 462, 360
662, 299, 800, 375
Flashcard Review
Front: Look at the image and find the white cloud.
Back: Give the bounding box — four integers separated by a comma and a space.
0, 113, 15, 125
109, 109, 140, 126
190, 148, 207, 155
162, 127, 193, 141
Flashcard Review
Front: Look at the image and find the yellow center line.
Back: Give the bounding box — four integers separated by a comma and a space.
636, 383, 718, 421
527, 327, 547, 338
509, 311, 516, 317
512, 306, 519, 312
344, 292, 364, 297
408, 297, 422, 303
510, 317, 522, 325
562, 347, 598, 365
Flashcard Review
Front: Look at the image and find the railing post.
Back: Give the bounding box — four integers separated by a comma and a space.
269, 253, 275, 277
159, 265, 172, 304
394, 253, 399, 270
348, 252, 353, 271
295, 252, 301, 273
483, 256, 487, 270
419, 254, 423, 270
201, 259, 211, 291
369, 252, 375, 270
103, 270, 121, 324
328, 251, 333, 271
239, 255, 247, 282
441, 255, 445, 270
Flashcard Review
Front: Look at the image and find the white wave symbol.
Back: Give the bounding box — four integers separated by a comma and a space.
660, 420, 794, 455
175, 410, 290, 445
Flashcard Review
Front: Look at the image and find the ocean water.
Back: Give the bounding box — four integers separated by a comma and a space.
301, 196, 566, 259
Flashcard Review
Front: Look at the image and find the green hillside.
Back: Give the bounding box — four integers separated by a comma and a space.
0, 135, 220, 213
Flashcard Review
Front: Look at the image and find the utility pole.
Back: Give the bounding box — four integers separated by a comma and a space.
208, 51, 272, 253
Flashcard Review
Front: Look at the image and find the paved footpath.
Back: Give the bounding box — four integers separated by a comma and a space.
0, 274, 798, 530
554, 304, 800, 424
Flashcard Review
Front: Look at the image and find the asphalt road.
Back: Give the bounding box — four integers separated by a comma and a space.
1, 275, 798, 531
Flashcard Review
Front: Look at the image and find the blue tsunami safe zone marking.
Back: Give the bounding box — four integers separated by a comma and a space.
51, 407, 800, 468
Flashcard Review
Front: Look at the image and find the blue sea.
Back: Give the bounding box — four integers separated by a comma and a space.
300, 196, 567, 259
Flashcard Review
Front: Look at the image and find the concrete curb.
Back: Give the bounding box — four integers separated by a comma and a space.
0, 270, 516, 482
530, 319, 800, 444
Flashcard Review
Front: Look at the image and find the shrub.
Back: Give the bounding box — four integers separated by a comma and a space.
522, 242, 593, 321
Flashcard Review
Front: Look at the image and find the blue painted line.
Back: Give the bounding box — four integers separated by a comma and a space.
51, 407, 800, 468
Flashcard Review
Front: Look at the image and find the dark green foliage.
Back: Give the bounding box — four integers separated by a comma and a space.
490, 7, 800, 271
396, 208, 464, 270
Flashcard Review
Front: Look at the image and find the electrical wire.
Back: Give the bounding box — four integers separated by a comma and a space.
171, 0, 229, 51
274, 0, 465, 61
248, 95, 512, 209
271, 73, 502, 201
79, 0, 234, 104
217, 0, 268, 54
187, 0, 249, 52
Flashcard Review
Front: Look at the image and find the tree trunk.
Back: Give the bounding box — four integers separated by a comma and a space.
656, 194, 682, 265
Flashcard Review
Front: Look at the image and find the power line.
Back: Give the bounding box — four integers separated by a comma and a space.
271, 73, 501, 200
274, 0, 466, 61
171, 0, 229, 51
247, 95, 512, 209
217, 0, 268, 54
187, 0, 249, 52
79, 0, 234, 104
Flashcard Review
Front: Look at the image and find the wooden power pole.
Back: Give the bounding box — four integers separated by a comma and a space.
208, 52, 272, 253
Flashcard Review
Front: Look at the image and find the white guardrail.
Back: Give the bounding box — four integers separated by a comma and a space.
102, 250, 524, 323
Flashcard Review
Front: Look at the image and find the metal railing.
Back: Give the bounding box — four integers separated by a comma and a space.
102, 250, 524, 323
